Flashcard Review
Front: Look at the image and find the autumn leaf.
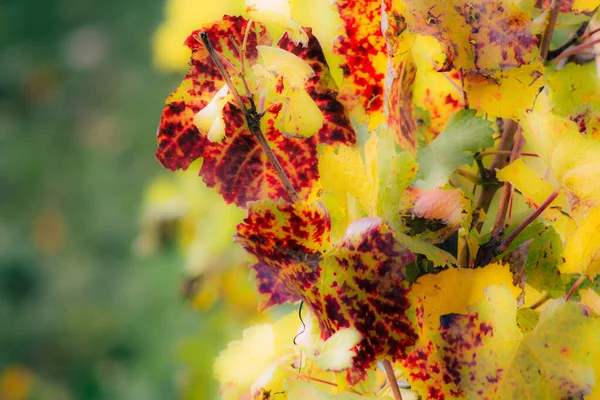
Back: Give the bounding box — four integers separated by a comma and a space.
412, 36, 465, 141
520, 99, 600, 205
464, 62, 544, 120
333, 0, 389, 121
548, 63, 600, 116
561, 206, 600, 279
400, 0, 540, 72
156, 18, 355, 207
405, 285, 600, 399
416, 109, 494, 189
236, 202, 418, 384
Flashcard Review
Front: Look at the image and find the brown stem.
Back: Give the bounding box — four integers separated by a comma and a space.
565, 275, 587, 302
528, 292, 550, 310
383, 360, 403, 400
497, 189, 559, 253
477, 151, 538, 158
199, 31, 301, 203
552, 38, 600, 63
474, 127, 525, 267
546, 20, 590, 61
540, 0, 562, 59
474, 119, 518, 231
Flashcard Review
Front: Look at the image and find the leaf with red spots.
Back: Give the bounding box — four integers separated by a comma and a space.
236, 202, 418, 384
404, 285, 600, 399
333, 0, 389, 121
400, 0, 541, 72
156, 16, 269, 171
156, 17, 355, 207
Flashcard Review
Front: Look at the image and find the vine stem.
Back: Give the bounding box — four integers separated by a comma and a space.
565, 275, 587, 302
477, 150, 538, 158
497, 189, 559, 253
382, 360, 403, 400
540, 0, 562, 59
198, 31, 301, 203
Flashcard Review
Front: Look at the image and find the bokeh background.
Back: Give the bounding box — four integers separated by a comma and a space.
0, 0, 341, 399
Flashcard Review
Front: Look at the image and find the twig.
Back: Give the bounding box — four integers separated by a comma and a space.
199, 31, 301, 203
529, 292, 550, 310
551, 38, 600, 63
477, 150, 538, 158
539, 0, 562, 59
474, 119, 518, 232
565, 275, 587, 302
474, 128, 525, 267
383, 360, 403, 400
546, 21, 590, 61
497, 189, 559, 253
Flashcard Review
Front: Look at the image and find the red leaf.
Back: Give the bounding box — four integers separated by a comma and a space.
156, 18, 355, 207
237, 203, 418, 384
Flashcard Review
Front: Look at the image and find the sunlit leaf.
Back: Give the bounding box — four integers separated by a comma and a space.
157, 19, 355, 207
400, 0, 540, 72
406, 285, 600, 399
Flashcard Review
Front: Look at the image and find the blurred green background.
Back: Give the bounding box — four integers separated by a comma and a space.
0, 0, 231, 398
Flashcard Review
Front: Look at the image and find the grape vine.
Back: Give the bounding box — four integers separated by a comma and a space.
154, 0, 600, 399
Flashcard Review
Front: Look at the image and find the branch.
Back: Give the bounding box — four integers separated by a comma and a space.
199, 31, 301, 203
497, 189, 559, 253
383, 360, 403, 400
539, 0, 562, 60
474, 129, 525, 267
546, 20, 590, 61
474, 119, 518, 231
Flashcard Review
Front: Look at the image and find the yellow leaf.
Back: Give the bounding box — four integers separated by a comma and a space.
464, 62, 544, 120
521, 100, 600, 204
319, 145, 372, 218
314, 328, 362, 372
561, 206, 600, 278
573, 0, 600, 12
580, 288, 600, 316
193, 85, 230, 143
247, 0, 308, 46
410, 262, 540, 332
548, 63, 600, 116
256, 46, 315, 88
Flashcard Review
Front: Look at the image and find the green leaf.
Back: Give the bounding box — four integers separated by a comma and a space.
416, 109, 494, 189
524, 227, 565, 297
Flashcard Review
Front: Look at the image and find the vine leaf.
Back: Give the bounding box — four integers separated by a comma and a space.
416, 109, 494, 189
400, 0, 540, 72
236, 202, 418, 384
412, 36, 465, 141
405, 285, 600, 399
522, 227, 565, 296
156, 17, 355, 207
333, 0, 389, 121
464, 62, 544, 120
561, 206, 600, 279
548, 63, 600, 116
408, 262, 529, 333
520, 99, 600, 205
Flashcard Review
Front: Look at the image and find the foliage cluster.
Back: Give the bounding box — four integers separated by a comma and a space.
153, 0, 600, 398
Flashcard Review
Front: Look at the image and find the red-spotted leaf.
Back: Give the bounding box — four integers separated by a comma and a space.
156, 17, 355, 207
156, 16, 269, 170
400, 0, 540, 72
403, 285, 600, 399
333, 0, 389, 119
236, 203, 418, 384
